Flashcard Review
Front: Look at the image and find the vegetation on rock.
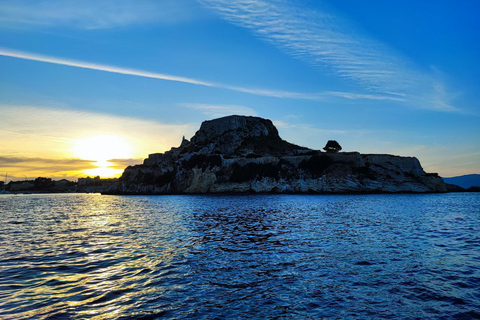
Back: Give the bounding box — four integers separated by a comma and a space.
323, 140, 342, 153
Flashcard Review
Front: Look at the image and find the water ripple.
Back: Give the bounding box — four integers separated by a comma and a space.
0, 193, 479, 319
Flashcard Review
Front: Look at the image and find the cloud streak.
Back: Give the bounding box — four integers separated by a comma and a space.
0, 48, 213, 86
199, 0, 457, 111
0, 156, 92, 166
0, 47, 403, 103
0, 0, 199, 29
0, 156, 97, 180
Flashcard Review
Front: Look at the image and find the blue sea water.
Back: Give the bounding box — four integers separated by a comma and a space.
0, 193, 479, 319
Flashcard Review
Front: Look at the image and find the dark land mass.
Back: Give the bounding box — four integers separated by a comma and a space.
443, 174, 480, 189
2, 116, 477, 195
106, 115, 452, 195
2, 176, 117, 194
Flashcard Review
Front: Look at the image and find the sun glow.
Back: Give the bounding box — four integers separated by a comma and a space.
73, 135, 133, 178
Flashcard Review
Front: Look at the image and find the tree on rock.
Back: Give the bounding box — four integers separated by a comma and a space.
323, 140, 342, 153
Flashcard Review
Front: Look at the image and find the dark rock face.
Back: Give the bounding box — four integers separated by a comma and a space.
180, 115, 302, 156
445, 183, 465, 192
191, 115, 277, 144
107, 115, 447, 194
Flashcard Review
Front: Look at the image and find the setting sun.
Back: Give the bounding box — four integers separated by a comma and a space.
73, 135, 133, 178
82, 167, 124, 178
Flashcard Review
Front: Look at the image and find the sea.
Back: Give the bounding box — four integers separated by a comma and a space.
0, 193, 479, 319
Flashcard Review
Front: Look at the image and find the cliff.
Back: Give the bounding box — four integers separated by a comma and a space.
107, 115, 447, 194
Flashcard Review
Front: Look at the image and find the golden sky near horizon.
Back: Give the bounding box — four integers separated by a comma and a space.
0, 105, 196, 180
1, 104, 478, 181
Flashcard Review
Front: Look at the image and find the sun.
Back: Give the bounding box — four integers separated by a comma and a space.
81, 166, 125, 178
74, 135, 132, 162
73, 135, 133, 178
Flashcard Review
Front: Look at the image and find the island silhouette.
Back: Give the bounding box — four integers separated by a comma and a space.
105, 115, 447, 194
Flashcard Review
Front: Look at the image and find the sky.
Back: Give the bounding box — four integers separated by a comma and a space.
0, 0, 479, 180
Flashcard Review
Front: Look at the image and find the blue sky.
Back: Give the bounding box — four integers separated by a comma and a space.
0, 0, 479, 179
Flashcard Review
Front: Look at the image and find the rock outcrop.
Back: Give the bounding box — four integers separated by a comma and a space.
107, 115, 447, 194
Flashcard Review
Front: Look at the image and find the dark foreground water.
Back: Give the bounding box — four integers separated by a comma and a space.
1, 193, 479, 319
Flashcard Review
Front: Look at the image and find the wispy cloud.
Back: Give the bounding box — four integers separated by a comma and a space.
181, 103, 258, 118
0, 48, 213, 86
273, 121, 347, 135
199, 0, 457, 111
0, 156, 97, 180
0, 156, 92, 166
0, 157, 145, 180
0, 47, 402, 103
326, 91, 405, 102
0, 48, 404, 101
0, 0, 199, 29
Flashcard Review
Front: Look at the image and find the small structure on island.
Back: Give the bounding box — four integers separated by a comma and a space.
323, 140, 342, 153
180, 136, 190, 148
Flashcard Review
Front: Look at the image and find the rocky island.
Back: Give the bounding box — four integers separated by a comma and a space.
107, 115, 447, 194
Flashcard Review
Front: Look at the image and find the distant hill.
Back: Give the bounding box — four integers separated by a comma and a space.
443, 174, 480, 189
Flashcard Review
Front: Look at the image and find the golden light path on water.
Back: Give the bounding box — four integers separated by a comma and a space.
72, 135, 133, 178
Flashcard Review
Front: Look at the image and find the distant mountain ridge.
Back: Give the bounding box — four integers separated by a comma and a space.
106, 115, 447, 194
443, 174, 480, 189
